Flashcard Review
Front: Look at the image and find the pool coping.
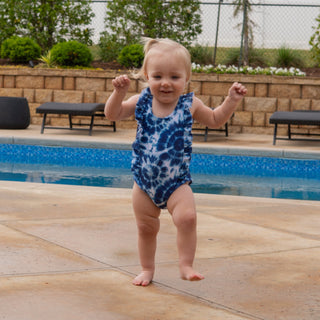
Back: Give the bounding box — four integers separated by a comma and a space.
1, 135, 320, 160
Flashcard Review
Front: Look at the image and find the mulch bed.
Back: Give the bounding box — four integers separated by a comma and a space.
300, 67, 320, 77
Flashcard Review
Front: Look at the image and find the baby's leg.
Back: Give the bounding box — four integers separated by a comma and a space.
132, 182, 161, 286
167, 184, 204, 281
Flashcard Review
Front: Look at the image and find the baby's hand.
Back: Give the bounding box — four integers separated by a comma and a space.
228, 82, 247, 101
112, 75, 131, 92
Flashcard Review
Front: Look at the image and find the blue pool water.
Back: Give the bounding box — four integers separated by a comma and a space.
0, 143, 320, 201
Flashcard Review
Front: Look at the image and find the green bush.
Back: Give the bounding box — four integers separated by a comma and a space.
222, 48, 268, 67
0, 36, 41, 63
50, 41, 93, 67
0, 0, 94, 52
38, 50, 57, 68
0, 37, 17, 58
99, 33, 124, 62
189, 44, 214, 65
275, 46, 305, 68
117, 44, 144, 68
310, 15, 320, 67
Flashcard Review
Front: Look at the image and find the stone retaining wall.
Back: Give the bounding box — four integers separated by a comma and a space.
1, 67, 320, 136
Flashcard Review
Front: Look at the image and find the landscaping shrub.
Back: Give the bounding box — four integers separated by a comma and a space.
275, 46, 305, 68
117, 44, 144, 68
0, 37, 17, 59
0, 36, 41, 63
189, 44, 214, 65
50, 41, 93, 67
0, 0, 94, 52
310, 14, 320, 67
38, 50, 57, 68
99, 33, 124, 62
223, 48, 268, 67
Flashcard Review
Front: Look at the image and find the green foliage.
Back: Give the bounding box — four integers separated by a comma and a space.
223, 48, 268, 67
0, 0, 94, 52
275, 47, 305, 68
310, 15, 320, 67
38, 50, 57, 68
191, 46, 315, 69
99, 33, 125, 62
1, 36, 41, 63
0, 36, 18, 58
89, 45, 101, 61
0, 2, 16, 46
104, 0, 202, 47
189, 44, 214, 65
118, 44, 144, 68
50, 41, 93, 67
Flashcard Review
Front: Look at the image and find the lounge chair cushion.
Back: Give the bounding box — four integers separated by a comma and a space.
269, 111, 320, 125
36, 102, 105, 115
0, 96, 30, 129
35, 102, 115, 135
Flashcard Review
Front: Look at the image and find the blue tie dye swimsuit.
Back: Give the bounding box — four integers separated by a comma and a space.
131, 87, 193, 209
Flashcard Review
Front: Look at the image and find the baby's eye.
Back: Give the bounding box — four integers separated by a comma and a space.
153, 75, 161, 79
172, 75, 180, 80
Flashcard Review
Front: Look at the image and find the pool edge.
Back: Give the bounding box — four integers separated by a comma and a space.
1, 136, 320, 160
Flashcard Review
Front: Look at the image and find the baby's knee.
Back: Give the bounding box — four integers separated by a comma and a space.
175, 209, 197, 230
137, 221, 160, 237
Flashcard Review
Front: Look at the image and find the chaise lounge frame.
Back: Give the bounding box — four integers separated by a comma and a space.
192, 123, 228, 141
36, 102, 116, 136
269, 111, 320, 145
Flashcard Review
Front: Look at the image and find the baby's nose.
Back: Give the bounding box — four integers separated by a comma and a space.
161, 79, 170, 87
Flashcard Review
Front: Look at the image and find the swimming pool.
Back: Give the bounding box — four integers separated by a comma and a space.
1, 143, 320, 201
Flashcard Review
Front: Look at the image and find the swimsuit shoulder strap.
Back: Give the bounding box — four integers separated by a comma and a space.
135, 87, 152, 121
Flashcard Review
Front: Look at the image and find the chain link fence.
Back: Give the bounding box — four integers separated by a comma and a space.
90, 0, 320, 66
199, 0, 320, 50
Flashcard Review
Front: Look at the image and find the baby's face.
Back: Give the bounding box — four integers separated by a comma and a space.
145, 49, 188, 107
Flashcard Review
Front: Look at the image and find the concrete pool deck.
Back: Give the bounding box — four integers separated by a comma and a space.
0, 125, 320, 319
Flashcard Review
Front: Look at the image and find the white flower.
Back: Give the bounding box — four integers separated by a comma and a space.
191, 63, 305, 76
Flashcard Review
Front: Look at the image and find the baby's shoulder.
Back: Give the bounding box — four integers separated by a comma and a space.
190, 95, 206, 115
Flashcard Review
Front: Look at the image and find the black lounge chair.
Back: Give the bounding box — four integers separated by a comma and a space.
269, 111, 320, 145
0, 96, 30, 129
192, 123, 228, 141
192, 110, 232, 141
36, 102, 116, 136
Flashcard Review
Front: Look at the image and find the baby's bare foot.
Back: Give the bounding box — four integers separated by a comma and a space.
132, 271, 154, 286
180, 266, 204, 281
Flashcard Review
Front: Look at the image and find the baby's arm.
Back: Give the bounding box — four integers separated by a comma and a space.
104, 75, 139, 121
191, 82, 247, 129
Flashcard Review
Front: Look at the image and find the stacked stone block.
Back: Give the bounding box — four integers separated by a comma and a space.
1, 67, 320, 135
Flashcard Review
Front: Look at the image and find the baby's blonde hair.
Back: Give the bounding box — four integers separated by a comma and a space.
137, 38, 192, 83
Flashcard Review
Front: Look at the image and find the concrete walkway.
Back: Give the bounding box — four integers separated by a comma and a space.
0, 125, 320, 319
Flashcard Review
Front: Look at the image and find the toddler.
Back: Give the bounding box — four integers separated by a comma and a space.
105, 38, 247, 286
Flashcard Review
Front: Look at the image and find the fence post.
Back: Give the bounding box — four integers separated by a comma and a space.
213, 0, 223, 66
238, 0, 248, 68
